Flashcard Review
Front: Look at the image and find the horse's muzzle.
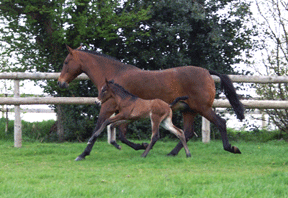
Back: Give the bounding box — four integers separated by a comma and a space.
57, 81, 69, 89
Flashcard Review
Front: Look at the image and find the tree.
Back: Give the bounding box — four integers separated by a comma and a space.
115, 0, 254, 137
253, 0, 288, 133
0, 0, 151, 141
0, 0, 254, 141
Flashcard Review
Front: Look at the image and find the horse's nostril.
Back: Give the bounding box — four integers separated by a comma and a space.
58, 81, 69, 89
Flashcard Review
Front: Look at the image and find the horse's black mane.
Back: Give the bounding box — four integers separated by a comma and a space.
108, 80, 137, 100
76, 49, 120, 62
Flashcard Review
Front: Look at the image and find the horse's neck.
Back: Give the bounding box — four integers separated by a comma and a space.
82, 55, 137, 89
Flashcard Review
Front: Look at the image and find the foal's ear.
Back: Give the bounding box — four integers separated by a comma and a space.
65, 44, 74, 54
105, 78, 109, 84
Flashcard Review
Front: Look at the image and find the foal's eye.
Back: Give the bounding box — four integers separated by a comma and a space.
64, 61, 68, 65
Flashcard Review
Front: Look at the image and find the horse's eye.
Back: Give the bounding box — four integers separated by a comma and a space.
64, 61, 68, 64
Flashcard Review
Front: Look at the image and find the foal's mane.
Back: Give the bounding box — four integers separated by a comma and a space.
108, 81, 137, 100
76, 49, 120, 62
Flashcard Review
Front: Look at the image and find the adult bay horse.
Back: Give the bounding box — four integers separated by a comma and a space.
58, 45, 244, 161
89, 79, 191, 158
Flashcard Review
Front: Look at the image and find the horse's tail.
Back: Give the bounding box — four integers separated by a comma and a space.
209, 70, 245, 121
170, 96, 189, 107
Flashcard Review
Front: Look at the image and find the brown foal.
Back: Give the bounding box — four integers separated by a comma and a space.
88, 79, 191, 158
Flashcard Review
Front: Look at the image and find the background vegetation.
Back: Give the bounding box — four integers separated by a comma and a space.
1, 118, 287, 143
0, 0, 256, 141
251, 0, 288, 133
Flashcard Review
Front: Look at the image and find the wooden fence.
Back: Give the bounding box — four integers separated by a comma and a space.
1, 72, 288, 147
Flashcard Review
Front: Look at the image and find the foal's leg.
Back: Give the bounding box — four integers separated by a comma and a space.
201, 108, 241, 154
161, 112, 191, 157
141, 118, 161, 158
167, 112, 196, 156
75, 100, 117, 161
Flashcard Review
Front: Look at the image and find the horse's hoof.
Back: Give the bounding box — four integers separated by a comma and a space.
75, 156, 85, 161
117, 145, 122, 150
232, 146, 241, 154
186, 153, 192, 158
142, 143, 149, 149
167, 152, 177, 157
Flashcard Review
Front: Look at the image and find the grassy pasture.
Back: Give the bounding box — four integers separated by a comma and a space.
0, 140, 288, 198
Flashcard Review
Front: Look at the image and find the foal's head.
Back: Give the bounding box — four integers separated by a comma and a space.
99, 79, 138, 104
99, 79, 115, 104
58, 45, 83, 89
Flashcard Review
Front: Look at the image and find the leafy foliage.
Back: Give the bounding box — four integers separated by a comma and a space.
252, 0, 288, 134
0, 0, 254, 141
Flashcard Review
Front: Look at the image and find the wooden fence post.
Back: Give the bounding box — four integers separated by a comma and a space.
57, 105, 64, 142
202, 116, 210, 143
261, 111, 267, 129
14, 80, 22, 148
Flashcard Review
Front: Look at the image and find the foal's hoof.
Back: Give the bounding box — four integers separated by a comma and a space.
75, 156, 85, 161
232, 146, 241, 154
186, 153, 192, 158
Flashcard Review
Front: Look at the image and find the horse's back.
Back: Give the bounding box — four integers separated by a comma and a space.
115, 66, 216, 110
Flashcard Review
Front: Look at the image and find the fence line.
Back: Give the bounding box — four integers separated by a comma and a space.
1, 108, 54, 114
1, 72, 288, 147
1, 97, 288, 108
1, 72, 288, 83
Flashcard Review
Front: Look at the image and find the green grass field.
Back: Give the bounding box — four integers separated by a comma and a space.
0, 140, 288, 198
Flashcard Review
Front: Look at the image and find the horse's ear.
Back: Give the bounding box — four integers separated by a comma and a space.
65, 44, 74, 54
76, 43, 83, 50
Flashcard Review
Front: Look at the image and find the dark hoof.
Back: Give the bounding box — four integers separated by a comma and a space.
232, 146, 241, 154
116, 145, 122, 150
75, 156, 85, 161
167, 152, 177, 157
142, 143, 149, 149
186, 153, 192, 158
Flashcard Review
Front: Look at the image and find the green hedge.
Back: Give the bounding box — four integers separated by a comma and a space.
0, 118, 287, 142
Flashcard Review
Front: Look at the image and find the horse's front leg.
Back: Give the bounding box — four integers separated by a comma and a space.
87, 119, 112, 144
107, 124, 121, 150
88, 114, 127, 145
118, 123, 149, 150
75, 99, 117, 161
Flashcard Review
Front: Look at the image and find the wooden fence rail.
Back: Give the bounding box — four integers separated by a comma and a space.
1, 72, 288, 147
1, 97, 288, 108
1, 72, 288, 83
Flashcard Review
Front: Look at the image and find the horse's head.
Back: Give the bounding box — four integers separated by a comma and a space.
99, 79, 115, 104
58, 45, 83, 89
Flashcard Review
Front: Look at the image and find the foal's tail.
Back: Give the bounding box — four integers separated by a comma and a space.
170, 96, 189, 107
209, 70, 245, 121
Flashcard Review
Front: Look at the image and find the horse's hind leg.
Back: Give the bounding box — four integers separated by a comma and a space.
167, 112, 196, 156
118, 123, 148, 150
202, 108, 241, 154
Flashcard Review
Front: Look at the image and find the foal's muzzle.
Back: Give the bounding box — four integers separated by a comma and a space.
57, 81, 69, 89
